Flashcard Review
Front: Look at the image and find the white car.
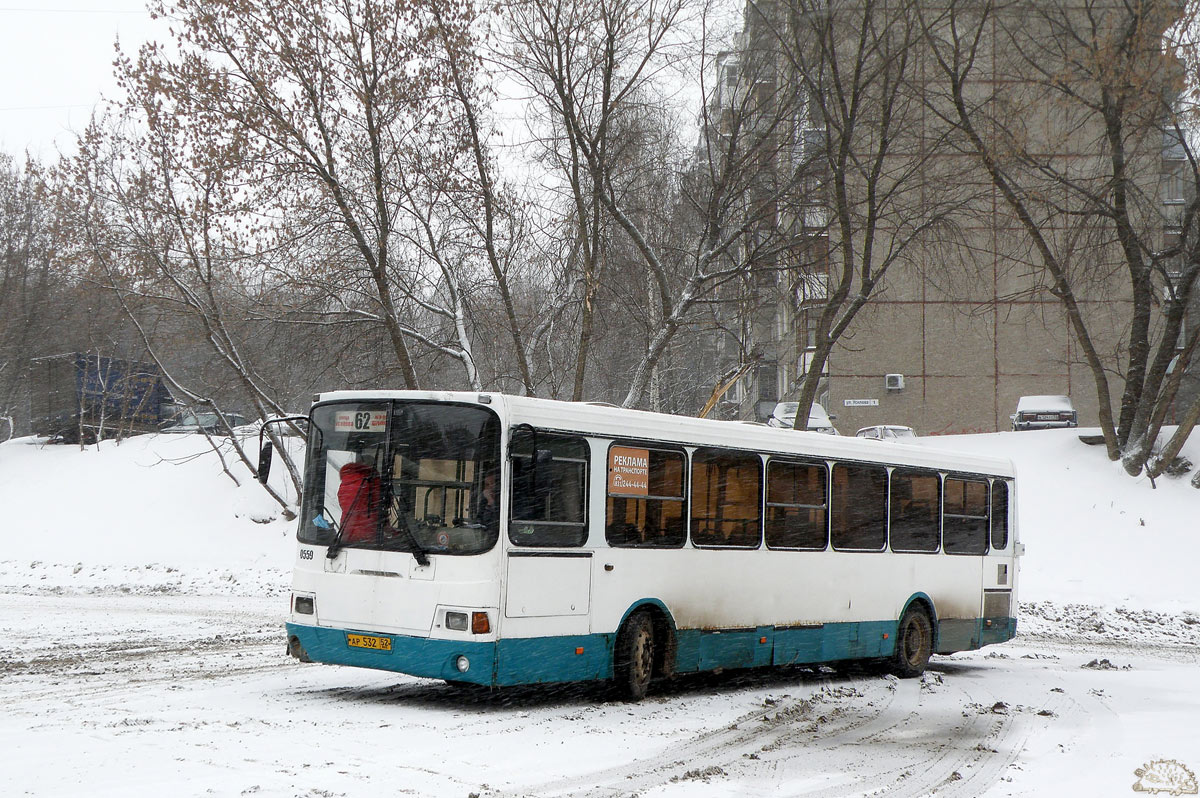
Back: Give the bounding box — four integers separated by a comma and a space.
1010, 395, 1077, 431
233, 415, 309, 438
765, 401, 840, 435
161, 410, 248, 435
856, 425, 917, 441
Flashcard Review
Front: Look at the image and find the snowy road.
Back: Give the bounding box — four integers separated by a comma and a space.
4, 590, 1197, 797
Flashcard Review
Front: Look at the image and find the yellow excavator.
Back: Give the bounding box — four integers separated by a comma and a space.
697, 358, 759, 419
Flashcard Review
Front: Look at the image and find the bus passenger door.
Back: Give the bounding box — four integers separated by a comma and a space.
497, 430, 598, 681
981, 479, 1016, 643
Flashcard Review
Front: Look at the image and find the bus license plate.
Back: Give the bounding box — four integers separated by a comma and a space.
347, 633, 392, 652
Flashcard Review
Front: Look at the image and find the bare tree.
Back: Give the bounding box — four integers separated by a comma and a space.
747, 0, 970, 430
0, 155, 57, 435
61, 114, 303, 513
126, 0, 508, 390
922, 0, 1199, 477
508, 0, 808, 409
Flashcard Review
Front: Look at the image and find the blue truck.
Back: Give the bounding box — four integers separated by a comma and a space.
29, 353, 176, 443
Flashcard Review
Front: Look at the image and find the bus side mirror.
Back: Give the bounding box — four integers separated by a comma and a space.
255, 414, 309, 485
257, 440, 274, 484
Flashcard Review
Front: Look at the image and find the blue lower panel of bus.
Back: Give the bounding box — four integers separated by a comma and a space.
936, 616, 1018, 653
286, 623, 500, 684
285, 623, 613, 686
287, 615, 1017, 686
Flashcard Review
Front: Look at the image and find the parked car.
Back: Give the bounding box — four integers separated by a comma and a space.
233, 415, 309, 439
1010, 395, 1077, 431
856, 424, 917, 441
766, 401, 840, 435
161, 410, 249, 435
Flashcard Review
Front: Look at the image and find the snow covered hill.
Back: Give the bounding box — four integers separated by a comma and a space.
2, 426, 1198, 797
911, 428, 1200, 615
0, 432, 296, 596
2, 425, 1196, 615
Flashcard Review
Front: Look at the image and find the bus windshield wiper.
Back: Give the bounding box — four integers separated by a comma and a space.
322, 508, 348, 559
381, 467, 430, 567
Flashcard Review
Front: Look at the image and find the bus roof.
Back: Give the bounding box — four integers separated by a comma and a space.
314, 391, 1016, 478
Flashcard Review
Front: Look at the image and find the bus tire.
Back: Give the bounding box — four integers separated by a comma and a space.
891, 605, 933, 678
614, 611, 656, 701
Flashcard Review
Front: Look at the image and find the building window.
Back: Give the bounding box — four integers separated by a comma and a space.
1162, 163, 1186, 205
757, 363, 779, 403
797, 308, 818, 351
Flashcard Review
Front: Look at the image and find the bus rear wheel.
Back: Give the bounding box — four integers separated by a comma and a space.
892, 606, 933, 678
614, 612, 655, 701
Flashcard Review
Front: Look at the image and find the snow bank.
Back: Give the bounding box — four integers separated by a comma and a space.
0, 434, 295, 594
917, 428, 1200, 614
1, 425, 1197, 617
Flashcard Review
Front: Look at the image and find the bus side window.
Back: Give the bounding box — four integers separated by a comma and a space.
889, 467, 940, 553
765, 459, 827, 550
605, 446, 686, 548
991, 480, 1010, 550
508, 432, 589, 547
690, 448, 762, 548
830, 463, 888, 551
943, 476, 989, 555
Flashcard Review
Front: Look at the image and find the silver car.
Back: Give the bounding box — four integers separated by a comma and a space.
765, 401, 840, 435
856, 425, 917, 441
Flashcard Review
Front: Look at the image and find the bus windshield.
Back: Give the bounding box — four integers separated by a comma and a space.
299, 401, 501, 556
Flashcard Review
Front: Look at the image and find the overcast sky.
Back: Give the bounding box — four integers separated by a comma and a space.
0, 1, 161, 159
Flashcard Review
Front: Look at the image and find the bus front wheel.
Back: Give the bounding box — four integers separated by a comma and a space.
891, 606, 933, 678
614, 612, 655, 701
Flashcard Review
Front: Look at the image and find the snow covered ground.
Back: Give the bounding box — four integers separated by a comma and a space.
1, 427, 1198, 797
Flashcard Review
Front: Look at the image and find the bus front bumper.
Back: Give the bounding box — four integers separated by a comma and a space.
285, 622, 498, 685
286, 622, 617, 686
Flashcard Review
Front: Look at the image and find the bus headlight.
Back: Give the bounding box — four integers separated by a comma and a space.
455, 655, 470, 673
445, 611, 468, 631
293, 595, 314, 615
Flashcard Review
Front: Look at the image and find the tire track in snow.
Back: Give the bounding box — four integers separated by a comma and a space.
490, 672, 901, 797
724, 658, 1076, 798
0, 592, 293, 709
493, 659, 1067, 798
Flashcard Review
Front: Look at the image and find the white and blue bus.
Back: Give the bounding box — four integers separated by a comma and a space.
267, 391, 1020, 699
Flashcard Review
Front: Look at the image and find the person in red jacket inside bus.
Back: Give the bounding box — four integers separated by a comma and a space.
338, 460, 383, 544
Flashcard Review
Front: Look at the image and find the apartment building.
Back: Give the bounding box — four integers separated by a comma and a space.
710, 0, 1193, 435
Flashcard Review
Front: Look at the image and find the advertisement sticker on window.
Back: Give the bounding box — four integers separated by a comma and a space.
609, 446, 650, 496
